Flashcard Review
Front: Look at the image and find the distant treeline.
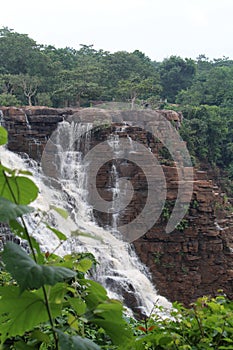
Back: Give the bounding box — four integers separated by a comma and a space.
0, 27, 233, 189
1, 26, 233, 109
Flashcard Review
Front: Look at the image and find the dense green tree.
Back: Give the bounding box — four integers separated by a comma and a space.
11, 74, 41, 106
0, 27, 52, 76
101, 50, 159, 99
116, 74, 161, 108
52, 66, 103, 107
159, 56, 196, 102
0, 73, 42, 106
177, 66, 233, 107
42, 45, 77, 70
0, 93, 20, 106
180, 105, 229, 166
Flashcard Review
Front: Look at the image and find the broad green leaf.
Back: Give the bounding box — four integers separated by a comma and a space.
222, 338, 233, 343
68, 297, 87, 316
68, 313, 79, 331
42, 283, 68, 304
0, 164, 39, 204
0, 197, 33, 222
90, 301, 133, 345
16, 169, 33, 176
45, 223, 67, 241
52, 256, 93, 273
80, 280, 108, 310
80, 280, 133, 345
0, 286, 61, 344
159, 336, 173, 346
11, 340, 36, 350
76, 258, 93, 273
0, 126, 8, 145
50, 205, 69, 219
2, 242, 76, 292
30, 330, 51, 344
57, 331, 101, 350
49, 253, 95, 273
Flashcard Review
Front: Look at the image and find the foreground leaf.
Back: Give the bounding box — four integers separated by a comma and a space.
57, 331, 101, 350
90, 301, 133, 345
0, 126, 8, 145
80, 280, 108, 310
0, 197, 33, 222
2, 242, 76, 292
81, 280, 133, 345
0, 164, 39, 204
45, 223, 67, 241
50, 205, 69, 219
0, 286, 61, 344
68, 297, 87, 316
76, 258, 93, 273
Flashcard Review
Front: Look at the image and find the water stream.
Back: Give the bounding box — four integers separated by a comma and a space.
0, 120, 171, 315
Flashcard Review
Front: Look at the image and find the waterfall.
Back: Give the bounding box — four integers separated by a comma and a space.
24, 113, 31, 129
0, 120, 171, 315
0, 110, 4, 126
107, 134, 122, 234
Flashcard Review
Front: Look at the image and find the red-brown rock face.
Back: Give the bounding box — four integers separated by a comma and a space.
1, 106, 233, 306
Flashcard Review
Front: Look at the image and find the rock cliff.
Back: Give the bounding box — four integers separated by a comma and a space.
1, 106, 233, 306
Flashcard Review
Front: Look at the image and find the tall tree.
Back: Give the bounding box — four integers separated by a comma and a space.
159, 56, 196, 102
177, 65, 233, 107
116, 73, 161, 109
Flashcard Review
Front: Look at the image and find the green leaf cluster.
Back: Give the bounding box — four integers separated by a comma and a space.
125, 295, 233, 349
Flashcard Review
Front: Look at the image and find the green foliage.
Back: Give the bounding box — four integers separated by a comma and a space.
0, 92, 20, 106
0, 126, 7, 145
83, 282, 133, 345
152, 252, 163, 265
228, 163, 233, 180
175, 219, 189, 232
10, 73, 41, 106
159, 56, 196, 103
161, 200, 175, 222
57, 331, 101, 349
2, 242, 76, 292
179, 105, 231, 167
177, 65, 233, 107
49, 205, 69, 219
0, 197, 33, 222
0, 163, 39, 204
0, 27, 49, 76
116, 73, 161, 108
125, 295, 233, 349
0, 285, 62, 344
36, 92, 53, 107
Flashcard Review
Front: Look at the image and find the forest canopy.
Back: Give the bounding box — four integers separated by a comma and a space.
1, 26, 232, 109
0, 27, 233, 193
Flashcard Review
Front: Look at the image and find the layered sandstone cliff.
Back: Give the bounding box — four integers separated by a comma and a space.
1, 106, 233, 305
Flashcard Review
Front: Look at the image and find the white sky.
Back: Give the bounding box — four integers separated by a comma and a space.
1, 0, 233, 62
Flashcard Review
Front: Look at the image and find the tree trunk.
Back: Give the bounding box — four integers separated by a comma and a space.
131, 95, 136, 110
28, 95, 32, 106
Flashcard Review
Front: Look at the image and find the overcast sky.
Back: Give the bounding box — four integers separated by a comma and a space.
1, 0, 233, 62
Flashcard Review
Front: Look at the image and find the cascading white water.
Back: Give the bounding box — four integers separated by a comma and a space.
0, 110, 4, 126
107, 134, 122, 234
0, 120, 171, 315
24, 113, 31, 129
